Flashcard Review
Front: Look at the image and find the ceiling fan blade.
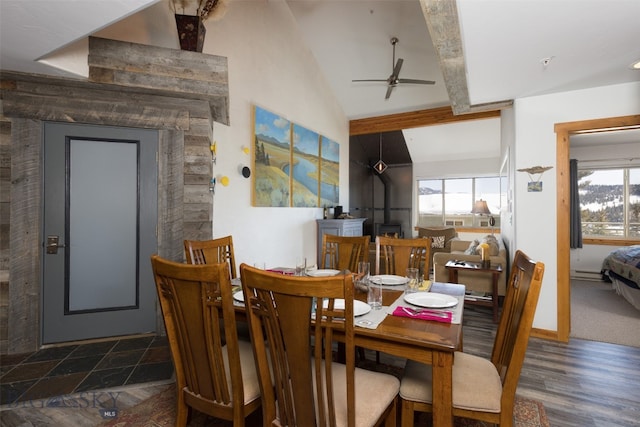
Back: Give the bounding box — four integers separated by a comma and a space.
385, 85, 394, 100
391, 58, 403, 80
352, 79, 389, 83
397, 78, 436, 85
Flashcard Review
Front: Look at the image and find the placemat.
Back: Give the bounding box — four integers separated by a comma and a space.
354, 306, 388, 329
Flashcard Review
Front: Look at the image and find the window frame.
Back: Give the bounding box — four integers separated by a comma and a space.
578, 166, 640, 241
417, 176, 503, 229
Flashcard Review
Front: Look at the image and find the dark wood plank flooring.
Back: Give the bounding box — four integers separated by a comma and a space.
1, 305, 639, 426
461, 306, 640, 427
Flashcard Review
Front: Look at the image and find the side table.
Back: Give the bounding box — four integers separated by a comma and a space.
444, 260, 503, 322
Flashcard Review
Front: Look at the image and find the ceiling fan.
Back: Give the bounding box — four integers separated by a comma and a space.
352, 37, 435, 100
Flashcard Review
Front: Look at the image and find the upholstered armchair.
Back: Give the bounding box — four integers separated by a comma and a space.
416, 227, 459, 272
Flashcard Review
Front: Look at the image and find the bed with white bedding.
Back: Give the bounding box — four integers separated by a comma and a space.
601, 245, 640, 310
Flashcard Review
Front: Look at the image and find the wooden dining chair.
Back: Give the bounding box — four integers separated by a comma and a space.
150, 255, 261, 427
239, 263, 400, 427
184, 235, 237, 279
398, 250, 545, 427
375, 235, 432, 280
320, 234, 370, 272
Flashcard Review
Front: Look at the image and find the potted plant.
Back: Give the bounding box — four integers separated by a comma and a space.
171, 0, 228, 52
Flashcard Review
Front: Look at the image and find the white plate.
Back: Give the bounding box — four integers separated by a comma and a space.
233, 290, 244, 303
403, 292, 458, 309
371, 275, 409, 286
306, 269, 341, 277
322, 299, 372, 317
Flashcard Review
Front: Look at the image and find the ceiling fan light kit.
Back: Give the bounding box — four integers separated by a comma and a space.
352, 36, 435, 100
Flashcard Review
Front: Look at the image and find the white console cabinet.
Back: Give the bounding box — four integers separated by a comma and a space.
316, 218, 367, 266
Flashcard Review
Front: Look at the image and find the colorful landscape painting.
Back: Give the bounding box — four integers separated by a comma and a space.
320, 136, 339, 207
291, 124, 321, 207
253, 106, 291, 207
252, 105, 339, 208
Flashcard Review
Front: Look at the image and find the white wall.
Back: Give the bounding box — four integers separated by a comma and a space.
204, 2, 349, 269
410, 118, 503, 233
499, 107, 516, 254
513, 81, 640, 331
98, 1, 348, 269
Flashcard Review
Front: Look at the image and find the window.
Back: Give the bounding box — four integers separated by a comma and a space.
578, 167, 640, 238
418, 177, 503, 228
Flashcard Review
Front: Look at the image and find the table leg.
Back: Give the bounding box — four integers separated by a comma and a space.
492, 271, 499, 323
448, 268, 458, 284
432, 351, 454, 427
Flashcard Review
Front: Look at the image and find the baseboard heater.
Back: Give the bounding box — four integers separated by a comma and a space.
571, 269, 603, 281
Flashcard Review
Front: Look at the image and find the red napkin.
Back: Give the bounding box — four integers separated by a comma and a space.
392, 306, 452, 323
267, 268, 295, 275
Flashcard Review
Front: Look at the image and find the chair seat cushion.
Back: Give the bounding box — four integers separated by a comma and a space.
222, 340, 262, 404
315, 362, 400, 426
399, 351, 502, 413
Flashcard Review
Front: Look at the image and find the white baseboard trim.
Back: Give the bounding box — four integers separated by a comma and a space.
571, 270, 603, 281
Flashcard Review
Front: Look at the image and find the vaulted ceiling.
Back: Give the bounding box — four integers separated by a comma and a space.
1, 0, 638, 164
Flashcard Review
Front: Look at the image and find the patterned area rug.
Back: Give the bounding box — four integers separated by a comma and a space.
99, 385, 549, 427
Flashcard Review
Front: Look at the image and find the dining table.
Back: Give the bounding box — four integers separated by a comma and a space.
231, 276, 464, 427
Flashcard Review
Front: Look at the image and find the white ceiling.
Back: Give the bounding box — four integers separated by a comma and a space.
1, 0, 638, 150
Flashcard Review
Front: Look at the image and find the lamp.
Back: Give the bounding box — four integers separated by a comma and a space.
374, 133, 387, 174
471, 199, 495, 232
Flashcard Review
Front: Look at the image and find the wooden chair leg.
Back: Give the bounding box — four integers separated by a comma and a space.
357, 346, 366, 361
400, 398, 415, 427
176, 395, 189, 427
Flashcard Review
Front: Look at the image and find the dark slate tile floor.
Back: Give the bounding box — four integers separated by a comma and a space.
0, 335, 173, 405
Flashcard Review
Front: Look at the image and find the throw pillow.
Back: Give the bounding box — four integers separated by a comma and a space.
431, 235, 446, 249
476, 235, 500, 256
464, 239, 479, 255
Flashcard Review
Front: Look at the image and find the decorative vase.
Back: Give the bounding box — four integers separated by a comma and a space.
480, 246, 491, 268
174, 14, 206, 52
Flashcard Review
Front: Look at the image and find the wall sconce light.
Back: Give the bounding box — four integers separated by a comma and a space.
471, 199, 495, 233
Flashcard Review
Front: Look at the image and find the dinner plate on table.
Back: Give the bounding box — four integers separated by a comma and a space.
370, 274, 409, 286
306, 269, 341, 277
322, 299, 372, 317
232, 290, 244, 303
403, 292, 458, 309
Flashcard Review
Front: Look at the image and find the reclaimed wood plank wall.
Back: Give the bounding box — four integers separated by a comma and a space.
0, 37, 228, 353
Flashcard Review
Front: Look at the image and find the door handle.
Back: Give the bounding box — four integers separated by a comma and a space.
46, 235, 66, 254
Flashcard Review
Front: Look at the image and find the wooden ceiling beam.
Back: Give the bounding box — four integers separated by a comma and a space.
349, 106, 500, 136
419, 0, 512, 116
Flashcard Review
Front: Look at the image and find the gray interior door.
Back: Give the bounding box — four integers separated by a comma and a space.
42, 122, 158, 344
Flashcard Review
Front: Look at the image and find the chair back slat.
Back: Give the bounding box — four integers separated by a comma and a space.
184, 236, 237, 279
375, 235, 432, 280
320, 234, 370, 271
151, 255, 255, 425
240, 264, 356, 427
491, 250, 544, 403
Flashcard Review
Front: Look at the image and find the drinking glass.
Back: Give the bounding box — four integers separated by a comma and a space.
406, 267, 420, 294
367, 276, 383, 309
357, 261, 370, 280
295, 257, 307, 276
